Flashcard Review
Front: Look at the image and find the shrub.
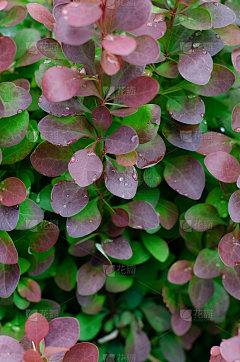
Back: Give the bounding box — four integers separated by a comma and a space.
1, 0, 240, 361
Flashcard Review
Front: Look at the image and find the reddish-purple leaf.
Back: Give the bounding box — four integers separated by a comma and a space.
104, 157, 138, 199
42, 66, 81, 103
168, 260, 193, 285
119, 76, 159, 107
111, 108, 138, 117
92, 106, 112, 132
25, 313, 49, 349
232, 103, 240, 132
0, 82, 32, 117
125, 321, 151, 362
42, 347, 69, 358
130, 13, 166, 39
31, 141, 72, 177
61, 40, 95, 74
0, 36, 16, 72
63, 342, 99, 362
185, 64, 235, 97
102, 34, 137, 56
100, 50, 120, 76
12, 79, 30, 92
0, 230, 18, 264
68, 148, 103, 187
155, 198, 178, 230
113, 0, 151, 31
39, 115, 96, 147
0, 1, 7, 11
166, 95, 205, 125
219, 228, 240, 266
164, 156, 205, 200
222, 265, 240, 299
51, 181, 89, 217
77, 294, 96, 307
69, 239, 96, 257
54, 17, 94, 46
111, 62, 145, 90
196, 132, 232, 155
36, 38, 65, 60
0, 177, 26, 207
62, 2, 102, 27
111, 208, 129, 227
184, 30, 224, 57
185, 204, 226, 232
180, 325, 201, 351
232, 48, 240, 74
135, 134, 165, 169
29, 249, 55, 277
76, 80, 100, 98
220, 337, 240, 362
38, 95, 88, 117
103, 219, 125, 238
194, 249, 222, 278
77, 262, 106, 296
178, 49, 213, 85
104, 126, 139, 155
67, 198, 101, 238
171, 309, 192, 336
0, 203, 19, 231
122, 200, 159, 229
204, 151, 240, 183
18, 277, 41, 303
0, 96, 4, 118
28, 221, 59, 252
229, 190, 240, 222
27, 3, 56, 25
188, 275, 214, 308
0, 263, 20, 298
102, 235, 132, 260
162, 123, 202, 152
123, 35, 159, 66
0, 6, 27, 27
200, 2, 236, 29
0, 336, 25, 362
45, 317, 79, 348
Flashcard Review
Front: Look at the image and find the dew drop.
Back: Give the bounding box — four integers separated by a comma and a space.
66, 194, 69, 197
105, 34, 115, 41
203, 120, 207, 125
63, 16, 68, 20
82, 84, 87, 88
119, 177, 124, 182
169, 111, 173, 116
17, 109, 23, 114
202, 49, 207, 55
153, 14, 164, 23
66, 107, 70, 110
220, 127, 225, 132
119, 33, 127, 38
79, 68, 86, 74
216, 34, 220, 39
216, 263, 220, 267
83, 190, 88, 197
63, 204, 67, 208
221, 141, 226, 145
131, 135, 138, 142
138, 153, 143, 158
56, 65, 63, 69
222, 274, 226, 280
200, 113, 204, 118
38, 97, 43, 103
44, 59, 51, 64
146, 22, 153, 27
193, 42, 200, 48
62, 9, 68, 15
124, 182, 129, 186
70, 156, 76, 163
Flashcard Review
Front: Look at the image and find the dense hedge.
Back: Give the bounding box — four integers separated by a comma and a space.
1, 0, 240, 361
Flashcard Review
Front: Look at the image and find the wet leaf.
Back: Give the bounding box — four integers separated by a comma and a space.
27, 3, 55, 25
162, 123, 202, 152
17, 278, 41, 303
77, 262, 106, 296
38, 95, 89, 117
168, 260, 193, 284
104, 126, 139, 155
183, 30, 224, 56
0, 177, 26, 207
0, 82, 32, 117
102, 235, 132, 260
219, 227, 240, 266
196, 132, 232, 155
166, 95, 205, 125
135, 134, 166, 169
62, 40, 95, 74
0, 36, 16, 72
0, 203, 19, 231
194, 249, 222, 278
0, 263, 20, 298
200, 2, 236, 29
0, 230, 18, 264
122, 200, 159, 229
155, 198, 178, 230
54, 18, 94, 46
123, 35, 160, 66
205, 151, 240, 182
92, 106, 112, 132
179, 8, 211, 30
100, 50, 120, 76
27, 221, 59, 252
113, 0, 151, 31
188, 275, 214, 308
130, 13, 166, 40
185, 203, 226, 232
222, 265, 240, 299
102, 34, 137, 56
36, 38, 65, 60
171, 309, 192, 336
25, 313, 49, 349
62, 2, 102, 27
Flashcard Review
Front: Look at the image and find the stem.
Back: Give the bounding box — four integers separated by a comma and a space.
97, 133, 104, 213
148, 355, 162, 362
161, 87, 183, 95
102, 198, 116, 214
166, 2, 179, 56
76, 233, 99, 245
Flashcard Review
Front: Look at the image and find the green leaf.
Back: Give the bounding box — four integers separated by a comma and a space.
112, 241, 151, 265
76, 312, 107, 341
0, 111, 29, 148
105, 272, 133, 293
141, 303, 171, 332
141, 233, 169, 262
54, 255, 77, 291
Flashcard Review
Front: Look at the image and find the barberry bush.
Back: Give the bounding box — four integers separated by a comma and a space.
1, 0, 240, 361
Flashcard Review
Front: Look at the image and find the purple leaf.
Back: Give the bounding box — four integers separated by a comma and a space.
76, 80, 100, 98
164, 156, 205, 200
92, 106, 112, 132
67, 198, 101, 238
0, 263, 20, 298
155, 198, 178, 230
171, 309, 192, 336
166, 95, 205, 125
42, 66, 81, 103
62, 2, 102, 27
0, 336, 25, 362
31, 141, 72, 177
232, 103, 240, 132
102, 235, 132, 260
125, 321, 151, 362
0, 82, 32, 117
27, 3, 55, 25
12, 79, 30, 92
0, 177, 26, 207
102, 34, 137, 56
111, 208, 129, 227
130, 13, 166, 39
180, 325, 201, 351
0, 6, 27, 27
135, 134, 166, 169
63, 342, 99, 362
162, 123, 202, 152
194, 249, 222, 278
232, 49, 240, 74
0, 1, 7, 11
36, 38, 65, 60
113, 0, 151, 31
104, 126, 139, 155
123, 35, 160, 66
54, 17, 95, 46
222, 265, 240, 299
184, 64, 235, 96
38, 95, 89, 117
16, 199, 44, 230
204, 151, 240, 183
68, 148, 103, 187
62, 40, 95, 74
178, 49, 213, 85
0, 230, 18, 264
111, 62, 145, 90
219, 228, 240, 266
29, 248, 55, 276
77, 294, 96, 307
184, 30, 224, 57
188, 275, 214, 308
27, 221, 59, 252
100, 50, 120, 76
200, 2, 236, 29
51, 181, 89, 217
179, 8, 211, 30
185, 204, 226, 232
45, 317, 79, 348
220, 337, 240, 362
229, 189, 240, 222
104, 157, 138, 199
25, 313, 49, 349
118, 76, 159, 107
0, 36, 16, 72
0, 203, 19, 231
122, 200, 159, 229
111, 108, 138, 117
38, 115, 96, 147
168, 260, 193, 285
102, 219, 125, 238
68, 239, 96, 257
196, 132, 232, 155
77, 262, 106, 296
17, 277, 41, 302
